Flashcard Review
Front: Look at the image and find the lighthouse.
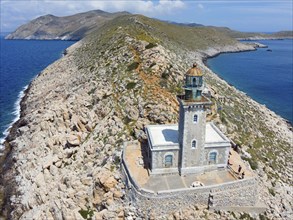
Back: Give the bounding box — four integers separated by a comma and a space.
177, 63, 213, 174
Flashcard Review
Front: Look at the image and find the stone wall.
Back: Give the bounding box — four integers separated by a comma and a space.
121, 155, 258, 215
178, 103, 207, 169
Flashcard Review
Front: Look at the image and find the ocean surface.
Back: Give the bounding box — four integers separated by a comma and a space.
0, 34, 75, 148
207, 39, 293, 124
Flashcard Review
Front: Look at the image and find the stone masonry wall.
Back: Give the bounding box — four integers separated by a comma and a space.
121, 153, 258, 215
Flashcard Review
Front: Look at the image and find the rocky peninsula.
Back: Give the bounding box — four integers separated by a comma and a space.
1, 14, 292, 219
5, 10, 129, 40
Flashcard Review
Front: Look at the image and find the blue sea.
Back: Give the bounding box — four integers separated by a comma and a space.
0, 33, 75, 148
207, 39, 293, 124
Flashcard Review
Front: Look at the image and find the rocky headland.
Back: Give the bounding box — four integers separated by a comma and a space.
1, 14, 292, 219
5, 10, 129, 40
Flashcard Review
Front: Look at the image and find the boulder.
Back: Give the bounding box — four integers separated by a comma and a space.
97, 171, 118, 191
113, 190, 123, 198
67, 134, 81, 146
35, 172, 46, 187
42, 154, 53, 169
81, 177, 93, 186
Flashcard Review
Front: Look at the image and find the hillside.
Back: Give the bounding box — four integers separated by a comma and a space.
6, 9, 293, 41
5, 10, 129, 40
1, 14, 292, 219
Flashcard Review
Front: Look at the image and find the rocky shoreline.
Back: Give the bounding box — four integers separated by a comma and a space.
0, 30, 292, 220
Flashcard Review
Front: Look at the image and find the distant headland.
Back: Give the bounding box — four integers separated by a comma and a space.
5, 10, 292, 41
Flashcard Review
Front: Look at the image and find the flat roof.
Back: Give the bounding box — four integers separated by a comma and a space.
205, 123, 229, 143
147, 122, 229, 147
147, 124, 179, 146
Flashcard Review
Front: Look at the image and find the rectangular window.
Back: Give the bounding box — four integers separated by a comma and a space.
209, 152, 217, 164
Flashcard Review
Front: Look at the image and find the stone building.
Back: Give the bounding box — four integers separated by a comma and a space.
146, 64, 231, 175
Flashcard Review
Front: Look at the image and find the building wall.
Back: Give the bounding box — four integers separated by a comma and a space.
178, 102, 207, 173
203, 146, 229, 166
151, 149, 179, 170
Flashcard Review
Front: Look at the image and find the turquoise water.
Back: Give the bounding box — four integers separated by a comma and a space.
207, 39, 293, 124
0, 34, 75, 146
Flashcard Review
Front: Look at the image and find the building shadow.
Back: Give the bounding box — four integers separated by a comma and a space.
140, 139, 150, 174
162, 129, 178, 143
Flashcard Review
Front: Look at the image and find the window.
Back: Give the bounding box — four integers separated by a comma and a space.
191, 140, 197, 149
209, 152, 217, 164
193, 114, 198, 123
192, 78, 196, 86
199, 77, 203, 86
165, 155, 173, 167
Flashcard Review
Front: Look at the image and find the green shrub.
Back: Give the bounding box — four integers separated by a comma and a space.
162, 71, 169, 79
127, 62, 139, 71
79, 208, 94, 220
126, 82, 137, 90
87, 88, 96, 95
239, 213, 253, 220
114, 155, 121, 165
123, 116, 132, 125
259, 214, 268, 220
145, 42, 157, 49
242, 157, 258, 170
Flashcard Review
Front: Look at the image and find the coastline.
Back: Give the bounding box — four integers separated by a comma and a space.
203, 40, 293, 126
0, 80, 33, 216
237, 36, 293, 41
0, 40, 86, 218
0, 40, 81, 216
0, 37, 292, 219
0, 85, 28, 151
198, 43, 292, 132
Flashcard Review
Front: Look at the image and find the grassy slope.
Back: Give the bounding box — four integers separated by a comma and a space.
80, 14, 292, 185
85, 15, 237, 50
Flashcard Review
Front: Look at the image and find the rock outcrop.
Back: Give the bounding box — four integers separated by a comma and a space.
1, 15, 292, 219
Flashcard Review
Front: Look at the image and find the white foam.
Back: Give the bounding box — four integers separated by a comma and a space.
0, 85, 28, 150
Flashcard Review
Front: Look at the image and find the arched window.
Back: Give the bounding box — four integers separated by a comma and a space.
193, 114, 198, 123
191, 140, 197, 149
209, 151, 217, 164
165, 155, 173, 167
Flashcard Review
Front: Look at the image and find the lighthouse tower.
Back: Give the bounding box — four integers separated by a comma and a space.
177, 63, 212, 175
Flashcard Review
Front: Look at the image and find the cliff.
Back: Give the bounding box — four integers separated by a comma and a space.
1, 14, 292, 219
5, 10, 129, 40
